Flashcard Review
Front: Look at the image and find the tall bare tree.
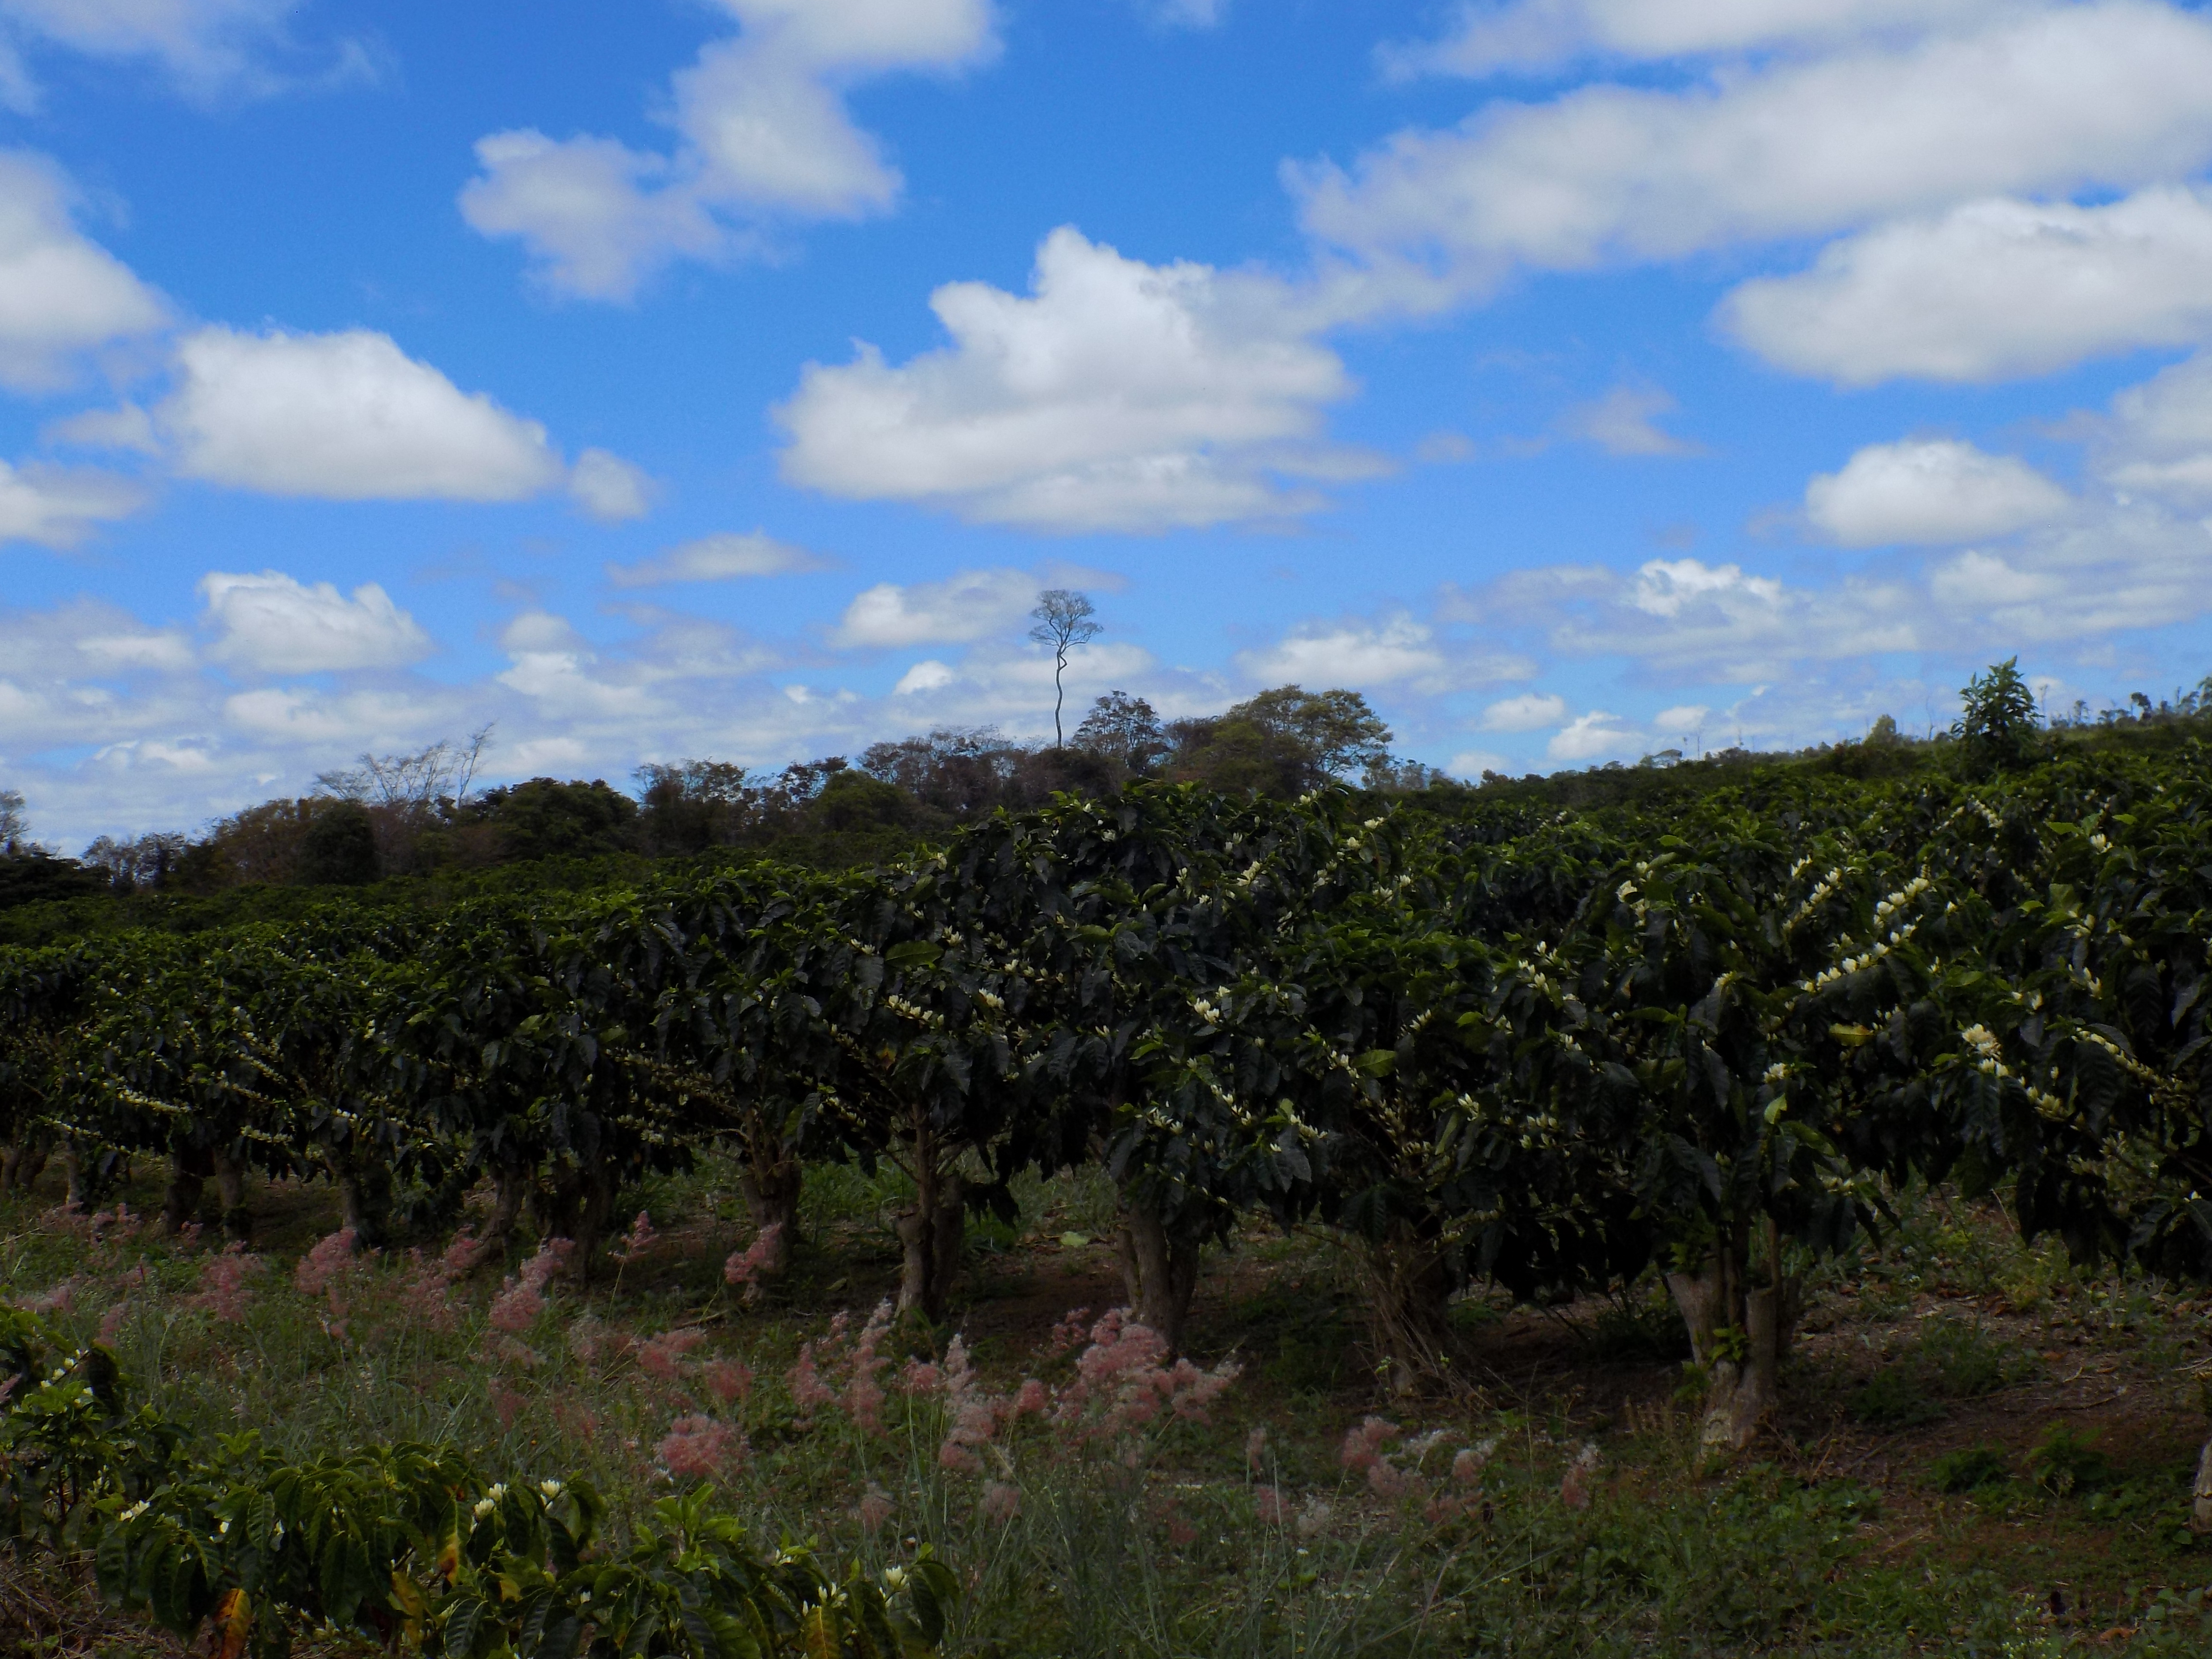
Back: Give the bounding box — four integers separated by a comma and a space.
1028, 589, 1102, 747
317, 725, 494, 814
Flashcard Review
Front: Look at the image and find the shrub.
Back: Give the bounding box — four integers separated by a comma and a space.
1929, 1444, 2009, 1494
2027, 1425, 2110, 1496
1848, 1365, 1946, 1428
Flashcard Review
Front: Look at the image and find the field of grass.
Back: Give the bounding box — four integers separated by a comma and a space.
5, 1158, 2212, 1658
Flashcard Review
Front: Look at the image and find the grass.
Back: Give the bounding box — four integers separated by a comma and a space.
4, 1161, 2212, 1656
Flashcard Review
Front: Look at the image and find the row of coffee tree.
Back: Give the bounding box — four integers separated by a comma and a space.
3, 744, 2210, 1461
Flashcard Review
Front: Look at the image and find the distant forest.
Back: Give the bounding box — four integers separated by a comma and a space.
3, 665, 2209, 939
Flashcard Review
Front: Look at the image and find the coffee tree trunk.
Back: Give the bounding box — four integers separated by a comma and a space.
1363, 1228, 1459, 1397
1666, 1220, 1802, 1455
333, 1158, 392, 1249
894, 1123, 966, 1320
1114, 1205, 1202, 1358
736, 1148, 803, 1279
163, 1145, 213, 1234
2194, 1436, 2212, 1533
1, 1134, 49, 1194
212, 1148, 250, 1241
489, 1162, 532, 1249
533, 1163, 618, 1279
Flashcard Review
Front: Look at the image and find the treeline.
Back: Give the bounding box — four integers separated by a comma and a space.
12, 663, 2211, 927
0, 686, 1439, 916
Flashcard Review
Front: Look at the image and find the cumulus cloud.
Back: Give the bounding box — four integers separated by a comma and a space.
1480, 690, 1568, 731
608, 530, 827, 588
495, 610, 660, 720
893, 659, 957, 695
1629, 558, 1783, 620
461, 0, 997, 301
1547, 710, 1642, 762
0, 152, 169, 389
160, 327, 567, 502
0, 459, 146, 546
1382, 0, 2015, 79
1557, 383, 1701, 456
76, 626, 191, 671
1723, 188, 2212, 385
199, 570, 433, 675
1447, 747, 1511, 778
1142, 0, 1230, 27
1236, 617, 1450, 690
0, 0, 375, 107
1450, 430, 2212, 684
568, 448, 656, 522
1453, 555, 1912, 681
1298, 4, 2212, 293
831, 568, 1040, 649
2087, 350, 2212, 505
1805, 440, 2072, 547
778, 227, 1363, 532
1231, 617, 1522, 696
46, 402, 159, 454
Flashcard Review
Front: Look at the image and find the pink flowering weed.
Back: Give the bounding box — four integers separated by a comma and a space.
187, 1243, 264, 1322
702, 1358, 754, 1406
486, 1239, 571, 1336
614, 1210, 659, 1265
723, 1223, 784, 1293
638, 1329, 707, 1381
659, 1414, 744, 1481
294, 1227, 359, 1297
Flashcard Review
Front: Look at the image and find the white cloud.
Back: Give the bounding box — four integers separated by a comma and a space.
1631, 558, 1783, 619
1452, 555, 1911, 682
0, 0, 373, 106
1143, 0, 1229, 27
0, 152, 169, 389
76, 627, 191, 671
1383, 0, 2015, 79
160, 327, 567, 502
1557, 383, 1700, 456
199, 570, 432, 675
893, 659, 957, 694
1235, 616, 1528, 693
1547, 710, 1642, 762
461, 0, 998, 301
569, 448, 656, 522
1723, 188, 2212, 385
0, 459, 145, 546
1806, 439, 2072, 547
1481, 690, 1568, 731
495, 610, 659, 719
220, 685, 440, 744
1237, 617, 1446, 689
1448, 441, 2212, 682
778, 227, 1361, 532
46, 402, 160, 453
1299, 4, 2212, 291
831, 568, 1039, 648
1447, 748, 1511, 778
608, 530, 826, 588
2088, 350, 2212, 505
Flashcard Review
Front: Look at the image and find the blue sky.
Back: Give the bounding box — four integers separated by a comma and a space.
6, 0, 2212, 847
